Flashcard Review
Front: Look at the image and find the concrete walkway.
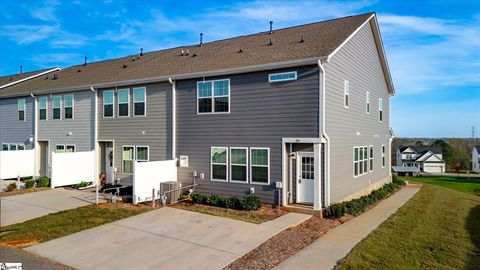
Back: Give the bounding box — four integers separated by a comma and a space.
275, 185, 421, 270
26, 207, 310, 270
1, 188, 104, 226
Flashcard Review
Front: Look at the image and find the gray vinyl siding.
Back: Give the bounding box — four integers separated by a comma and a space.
324, 20, 391, 203
0, 96, 35, 149
97, 82, 172, 183
176, 66, 319, 204
37, 90, 95, 155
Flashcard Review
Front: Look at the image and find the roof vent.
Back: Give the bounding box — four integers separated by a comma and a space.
122, 64, 128, 68
237, 47, 243, 53
199, 33, 203, 47
299, 35, 304, 43
185, 49, 189, 55
77, 69, 81, 72
45, 75, 48, 80
9, 76, 13, 81
192, 53, 197, 57
140, 48, 144, 56
131, 56, 136, 62
269, 21, 273, 34
53, 74, 58, 80
20, 65, 23, 75
268, 38, 273, 46
83, 56, 87, 66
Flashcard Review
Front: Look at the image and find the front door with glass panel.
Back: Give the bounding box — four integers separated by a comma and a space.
296, 152, 314, 204
105, 148, 113, 183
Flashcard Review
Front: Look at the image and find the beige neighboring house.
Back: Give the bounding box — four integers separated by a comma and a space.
472, 146, 480, 173
396, 146, 445, 173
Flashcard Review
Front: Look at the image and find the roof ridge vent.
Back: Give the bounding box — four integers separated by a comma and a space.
268, 38, 272, 46
299, 35, 304, 43
122, 64, 128, 68
237, 47, 243, 53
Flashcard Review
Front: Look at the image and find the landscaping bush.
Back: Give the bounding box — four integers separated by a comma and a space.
36, 176, 50, 187
73, 181, 89, 189
191, 193, 261, 211
191, 193, 208, 204
392, 174, 406, 186
24, 179, 35, 189
241, 194, 262, 211
7, 182, 17, 192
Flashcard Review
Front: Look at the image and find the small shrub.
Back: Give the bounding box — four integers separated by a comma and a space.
241, 194, 262, 211
36, 176, 50, 187
73, 181, 89, 189
191, 193, 207, 204
392, 174, 406, 186
226, 196, 241, 209
24, 179, 35, 189
207, 194, 222, 206
7, 182, 17, 192
191, 193, 261, 211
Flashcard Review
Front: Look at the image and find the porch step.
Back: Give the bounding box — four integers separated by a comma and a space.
281, 204, 323, 217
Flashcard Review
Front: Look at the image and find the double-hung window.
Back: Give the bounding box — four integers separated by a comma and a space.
118, 89, 130, 117
211, 147, 228, 181
18, 99, 25, 121
39, 96, 47, 120
64, 94, 74, 119
230, 148, 248, 183
369, 146, 374, 171
197, 79, 230, 114
379, 98, 383, 122
344, 80, 349, 108
122, 146, 135, 174
366, 91, 370, 113
136, 146, 149, 162
66, 145, 75, 153
103, 90, 114, 118
2, 144, 8, 151
250, 148, 269, 184
52, 96, 61, 120
354, 146, 368, 177
133, 87, 146, 116
55, 145, 65, 153
382, 145, 386, 167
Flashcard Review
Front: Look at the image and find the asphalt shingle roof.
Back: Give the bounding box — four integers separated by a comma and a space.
0, 68, 57, 88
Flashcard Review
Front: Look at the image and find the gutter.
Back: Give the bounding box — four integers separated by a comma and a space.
91, 86, 99, 205
0, 67, 60, 90
318, 59, 331, 207
168, 78, 176, 160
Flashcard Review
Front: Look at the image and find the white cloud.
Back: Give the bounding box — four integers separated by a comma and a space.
30, 53, 83, 66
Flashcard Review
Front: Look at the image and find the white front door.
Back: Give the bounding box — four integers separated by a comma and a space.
296, 152, 315, 204
105, 148, 114, 183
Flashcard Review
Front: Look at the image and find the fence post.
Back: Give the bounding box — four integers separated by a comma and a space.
152, 188, 156, 208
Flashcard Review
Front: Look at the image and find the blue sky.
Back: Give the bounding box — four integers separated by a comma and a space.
0, 0, 479, 138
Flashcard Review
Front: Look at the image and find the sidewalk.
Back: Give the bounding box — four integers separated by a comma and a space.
274, 185, 421, 270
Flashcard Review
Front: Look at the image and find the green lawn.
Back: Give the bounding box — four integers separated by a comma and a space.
406, 175, 480, 196
335, 178, 480, 270
0, 203, 151, 246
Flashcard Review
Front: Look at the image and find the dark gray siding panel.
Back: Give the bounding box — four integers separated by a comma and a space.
0, 96, 35, 149
98, 82, 172, 183
176, 66, 319, 204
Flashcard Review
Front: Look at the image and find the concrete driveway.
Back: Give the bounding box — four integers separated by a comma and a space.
1, 188, 102, 226
25, 207, 310, 270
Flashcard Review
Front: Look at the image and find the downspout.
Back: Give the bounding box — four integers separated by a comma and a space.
31, 93, 38, 178
91, 86, 99, 205
318, 60, 331, 207
168, 78, 176, 160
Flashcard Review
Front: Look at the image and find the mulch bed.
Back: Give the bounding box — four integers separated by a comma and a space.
223, 215, 352, 270
0, 187, 50, 197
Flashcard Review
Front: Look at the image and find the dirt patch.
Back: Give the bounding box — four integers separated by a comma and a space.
170, 202, 287, 224
0, 187, 50, 197
0, 239, 39, 248
224, 215, 352, 270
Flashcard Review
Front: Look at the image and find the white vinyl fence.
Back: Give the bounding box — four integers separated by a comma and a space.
0, 149, 34, 179
51, 151, 95, 188
133, 159, 177, 204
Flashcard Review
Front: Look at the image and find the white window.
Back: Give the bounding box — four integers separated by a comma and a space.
344, 80, 349, 108
17, 144, 25, 150
133, 87, 146, 116
211, 147, 228, 181
39, 96, 47, 120
197, 79, 230, 114
354, 146, 368, 177
366, 91, 370, 113
2, 144, 9, 151
379, 98, 383, 122
230, 147, 248, 183
250, 148, 269, 185
369, 146, 374, 172
382, 145, 386, 167
55, 145, 65, 153
118, 89, 130, 117
122, 146, 135, 174
268, 71, 297, 82
103, 90, 114, 118
18, 99, 26, 121
136, 146, 149, 162
9, 144, 17, 151
66, 145, 75, 153
52, 96, 61, 120
64, 94, 74, 119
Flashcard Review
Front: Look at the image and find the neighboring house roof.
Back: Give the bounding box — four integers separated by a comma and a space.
475, 145, 480, 153
391, 166, 420, 173
0, 12, 394, 98
0, 68, 60, 90
399, 146, 442, 155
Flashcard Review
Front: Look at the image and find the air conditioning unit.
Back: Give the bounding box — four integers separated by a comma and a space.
160, 181, 180, 204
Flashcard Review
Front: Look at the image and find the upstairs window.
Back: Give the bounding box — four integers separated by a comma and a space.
39, 96, 47, 120
133, 87, 146, 116
52, 96, 61, 120
211, 147, 228, 181
344, 80, 349, 108
268, 71, 297, 82
230, 148, 248, 183
64, 94, 74, 119
103, 90, 114, 118
250, 148, 269, 185
366, 91, 370, 113
197, 79, 230, 114
379, 98, 383, 122
18, 99, 25, 121
118, 89, 130, 117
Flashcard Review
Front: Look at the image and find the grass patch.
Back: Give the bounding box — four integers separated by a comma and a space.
404, 175, 480, 196
170, 202, 286, 224
335, 184, 480, 270
0, 203, 152, 246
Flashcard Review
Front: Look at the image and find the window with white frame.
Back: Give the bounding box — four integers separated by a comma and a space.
369, 146, 374, 171
56, 145, 65, 153
354, 146, 368, 177
103, 90, 114, 118
344, 80, 349, 108
2, 144, 8, 151
268, 71, 297, 82
66, 145, 75, 153
133, 87, 146, 116
9, 144, 17, 151
122, 146, 135, 174
18, 144, 25, 150
211, 147, 228, 181
18, 99, 25, 121
366, 91, 370, 113
230, 148, 247, 182
250, 148, 269, 184
39, 96, 47, 120
118, 89, 129, 117
136, 146, 149, 162
379, 98, 383, 122
64, 94, 74, 119
197, 79, 229, 114
382, 145, 386, 167
52, 96, 61, 120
